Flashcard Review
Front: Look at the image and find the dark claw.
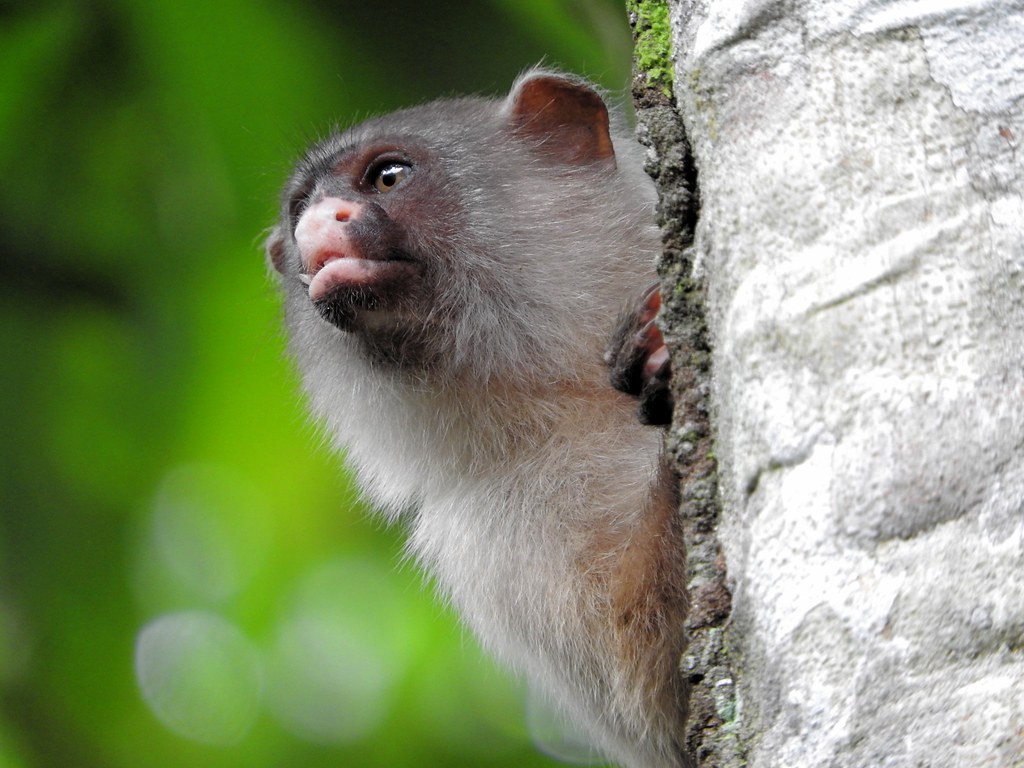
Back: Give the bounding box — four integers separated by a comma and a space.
606, 284, 674, 425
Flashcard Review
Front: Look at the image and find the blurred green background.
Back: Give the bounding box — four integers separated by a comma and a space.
0, 1, 634, 766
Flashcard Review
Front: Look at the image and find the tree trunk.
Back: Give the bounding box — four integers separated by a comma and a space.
633, 0, 1024, 765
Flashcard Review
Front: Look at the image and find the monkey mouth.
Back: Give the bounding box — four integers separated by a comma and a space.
306, 256, 378, 301
303, 254, 417, 302
304, 254, 422, 331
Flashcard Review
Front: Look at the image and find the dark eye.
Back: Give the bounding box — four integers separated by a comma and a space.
371, 162, 411, 193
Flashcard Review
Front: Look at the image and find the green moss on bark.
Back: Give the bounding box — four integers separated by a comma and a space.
628, 0, 673, 98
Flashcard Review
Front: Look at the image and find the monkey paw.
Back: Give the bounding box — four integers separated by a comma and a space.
605, 284, 674, 426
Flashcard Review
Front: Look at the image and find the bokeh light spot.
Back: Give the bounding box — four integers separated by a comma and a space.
265, 558, 412, 743
148, 463, 272, 603
134, 610, 263, 745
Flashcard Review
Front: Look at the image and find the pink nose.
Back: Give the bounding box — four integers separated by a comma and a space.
294, 197, 365, 275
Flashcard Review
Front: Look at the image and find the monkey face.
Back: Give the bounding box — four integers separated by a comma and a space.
266, 136, 463, 341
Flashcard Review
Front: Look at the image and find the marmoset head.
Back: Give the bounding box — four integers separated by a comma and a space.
266, 70, 657, 383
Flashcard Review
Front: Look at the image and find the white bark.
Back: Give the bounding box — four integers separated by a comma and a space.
669, 0, 1024, 764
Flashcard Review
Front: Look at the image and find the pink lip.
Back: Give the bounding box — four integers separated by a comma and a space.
297, 235, 367, 300
306, 248, 349, 279
307, 256, 379, 301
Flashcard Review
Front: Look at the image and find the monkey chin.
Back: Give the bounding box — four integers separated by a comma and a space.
312, 291, 369, 331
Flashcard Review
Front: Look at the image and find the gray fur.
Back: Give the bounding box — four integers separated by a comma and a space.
267, 70, 689, 768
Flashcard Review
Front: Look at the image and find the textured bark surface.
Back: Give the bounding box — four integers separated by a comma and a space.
630, 4, 741, 766
636, 0, 1024, 765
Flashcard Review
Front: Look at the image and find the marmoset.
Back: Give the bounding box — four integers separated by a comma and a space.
266, 70, 689, 768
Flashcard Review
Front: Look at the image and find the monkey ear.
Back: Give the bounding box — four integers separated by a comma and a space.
506, 72, 615, 165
